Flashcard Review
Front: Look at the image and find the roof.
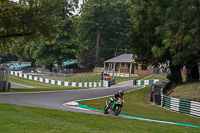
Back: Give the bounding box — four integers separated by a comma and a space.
104, 54, 135, 63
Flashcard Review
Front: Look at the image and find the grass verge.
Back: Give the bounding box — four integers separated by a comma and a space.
8, 74, 138, 92
169, 82, 200, 102
65, 73, 139, 83
140, 74, 167, 80
79, 86, 200, 127
0, 103, 199, 133
8, 75, 87, 92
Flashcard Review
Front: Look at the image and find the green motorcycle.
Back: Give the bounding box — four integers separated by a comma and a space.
104, 98, 124, 116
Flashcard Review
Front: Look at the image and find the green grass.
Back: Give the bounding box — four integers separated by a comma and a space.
65, 73, 101, 82
114, 76, 139, 83
8, 75, 87, 92
79, 86, 200, 127
0, 87, 199, 132
65, 73, 139, 83
169, 82, 200, 102
8, 74, 138, 92
141, 74, 167, 80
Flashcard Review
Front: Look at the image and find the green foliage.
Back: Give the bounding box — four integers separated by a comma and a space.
129, 0, 200, 83
78, 43, 97, 69
78, 0, 132, 66
9, 2, 80, 71
0, 0, 68, 52
156, 0, 200, 67
0, 50, 18, 63
129, 0, 166, 65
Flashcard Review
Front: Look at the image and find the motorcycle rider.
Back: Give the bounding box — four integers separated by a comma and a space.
109, 90, 124, 109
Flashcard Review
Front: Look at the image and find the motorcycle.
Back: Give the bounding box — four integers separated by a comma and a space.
104, 98, 124, 116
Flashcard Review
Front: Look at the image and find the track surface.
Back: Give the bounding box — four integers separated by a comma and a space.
0, 80, 142, 115
11, 83, 33, 88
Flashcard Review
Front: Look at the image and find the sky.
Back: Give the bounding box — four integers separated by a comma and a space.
11, 0, 83, 14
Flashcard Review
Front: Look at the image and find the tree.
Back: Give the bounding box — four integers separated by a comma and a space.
0, 0, 67, 51
129, 0, 200, 83
78, 43, 97, 69
11, 18, 79, 72
129, 0, 181, 83
78, 0, 132, 66
10, 1, 80, 72
129, 0, 164, 65
0, 50, 18, 63
153, 0, 200, 82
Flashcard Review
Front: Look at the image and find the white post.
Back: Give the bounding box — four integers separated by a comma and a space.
130, 63, 132, 77
113, 69, 115, 80
124, 63, 126, 77
119, 63, 121, 77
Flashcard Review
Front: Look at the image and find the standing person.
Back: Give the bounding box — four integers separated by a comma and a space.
106, 75, 111, 81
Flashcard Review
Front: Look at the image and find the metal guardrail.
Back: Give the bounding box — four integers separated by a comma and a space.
145, 79, 200, 117
161, 95, 200, 117
10, 71, 111, 88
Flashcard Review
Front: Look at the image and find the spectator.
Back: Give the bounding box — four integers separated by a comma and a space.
106, 76, 111, 81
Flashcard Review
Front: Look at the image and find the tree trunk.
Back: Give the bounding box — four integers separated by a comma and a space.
167, 63, 182, 84
57, 59, 62, 73
96, 29, 101, 66
188, 63, 199, 82
49, 63, 53, 72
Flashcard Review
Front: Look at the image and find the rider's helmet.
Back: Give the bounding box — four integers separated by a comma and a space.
118, 90, 124, 97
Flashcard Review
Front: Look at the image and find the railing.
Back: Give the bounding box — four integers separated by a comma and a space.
138, 78, 200, 117
10, 71, 105, 88
161, 95, 200, 117
150, 68, 171, 75
133, 79, 161, 85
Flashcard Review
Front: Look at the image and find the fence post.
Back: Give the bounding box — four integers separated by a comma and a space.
101, 68, 104, 80
112, 69, 115, 80
133, 79, 136, 85
1, 67, 4, 91
6, 64, 10, 92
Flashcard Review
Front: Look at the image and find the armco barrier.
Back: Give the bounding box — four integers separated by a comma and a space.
10, 71, 112, 88
161, 95, 200, 117
148, 79, 200, 117
134, 79, 161, 85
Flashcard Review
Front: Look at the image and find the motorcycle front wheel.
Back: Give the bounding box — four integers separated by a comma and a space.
114, 106, 121, 116
104, 106, 109, 114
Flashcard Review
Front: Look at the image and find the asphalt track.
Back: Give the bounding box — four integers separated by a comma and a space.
0, 80, 140, 114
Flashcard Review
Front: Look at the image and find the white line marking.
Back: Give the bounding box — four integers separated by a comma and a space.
11, 83, 34, 88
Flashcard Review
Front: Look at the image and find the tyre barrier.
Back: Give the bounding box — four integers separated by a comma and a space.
161, 95, 200, 117
137, 78, 200, 117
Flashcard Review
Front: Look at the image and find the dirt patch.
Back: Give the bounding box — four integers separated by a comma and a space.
145, 90, 151, 104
